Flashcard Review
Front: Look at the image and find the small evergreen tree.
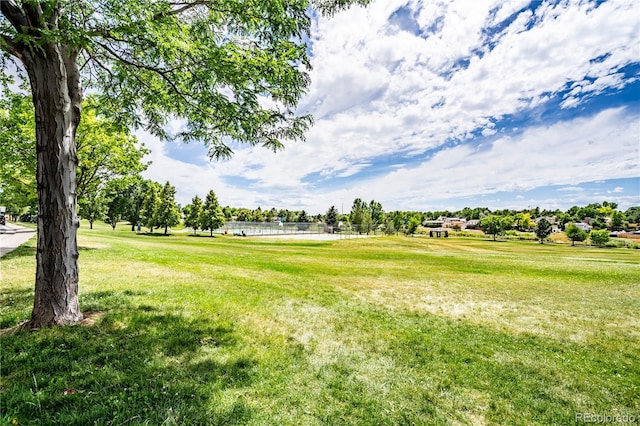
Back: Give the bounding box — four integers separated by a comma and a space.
325, 206, 339, 228
350, 198, 366, 231
156, 182, 181, 235
141, 182, 161, 232
184, 196, 203, 235
535, 218, 553, 244
200, 190, 225, 237
297, 210, 309, 223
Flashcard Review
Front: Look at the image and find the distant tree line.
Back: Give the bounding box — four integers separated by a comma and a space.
80, 194, 640, 241
3, 106, 635, 241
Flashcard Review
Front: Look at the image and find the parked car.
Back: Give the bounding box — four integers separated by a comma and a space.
0, 213, 5, 226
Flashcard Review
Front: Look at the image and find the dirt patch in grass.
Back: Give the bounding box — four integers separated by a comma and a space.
80, 310, 106, 325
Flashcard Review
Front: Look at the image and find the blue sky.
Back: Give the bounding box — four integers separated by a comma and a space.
141, 0, 640, 214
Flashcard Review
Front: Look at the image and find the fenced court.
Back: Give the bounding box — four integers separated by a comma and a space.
214, 221, 383, 239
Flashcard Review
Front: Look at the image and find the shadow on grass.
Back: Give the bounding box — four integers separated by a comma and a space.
1, 244, 97, 261
0, 244, 36, 260
139, 232, 176, 238
0, 293, 256, 425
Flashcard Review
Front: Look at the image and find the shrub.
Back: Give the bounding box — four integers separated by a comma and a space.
589, 229, 610, 247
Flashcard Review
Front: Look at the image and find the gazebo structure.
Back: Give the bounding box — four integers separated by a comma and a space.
429, 228, 449, 238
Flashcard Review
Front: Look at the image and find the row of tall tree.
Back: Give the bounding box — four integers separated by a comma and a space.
184, 192, 225, 236
197, 199, 636, 238
219, 206, 319, 223
478, 215, 553, 243
79, 178, 186, 235
417, 201, 635, 231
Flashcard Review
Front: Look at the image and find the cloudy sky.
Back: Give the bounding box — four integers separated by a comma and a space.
140, 0, 640, 214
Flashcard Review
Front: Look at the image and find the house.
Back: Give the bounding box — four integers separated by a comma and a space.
571, 222, 592, 232
441, 217, 467, 229
465, 219, 481, 229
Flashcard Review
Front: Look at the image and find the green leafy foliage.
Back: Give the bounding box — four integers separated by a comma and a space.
0, 91, 149, 214
75, 98, 150, 200
390, 211, 404, 235
406, 216, 420, 235
349, 198, 383, 234
141, 182, 162, 231
349, 198, 366, 228
625, 207, 640, 224
156, 182, 181, 235
199, 190, 225, 236
251, 207, 265, 222
0, 89, 37, 215
369, 200, 384, 225
534, 218, 553, 244
565, 223, 587, 246
236, 208, 252, 222
3, 0, 349, 157
480, 215, 511, 241
611, 211, 626, 230
184, 195, 204, 235
78, 191, 107, 229
589, 229, 610, 247
297, 210, 309, 223
325, 205, 339, 228
1, 0, 371, 327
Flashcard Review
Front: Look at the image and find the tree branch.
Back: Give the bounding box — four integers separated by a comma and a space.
94, 40, 193, 105
46, 2, 61, 29
153, 1, 210, 20
0, 34, 23, 62
21, 1, 44, 28
0, 0, 28, 31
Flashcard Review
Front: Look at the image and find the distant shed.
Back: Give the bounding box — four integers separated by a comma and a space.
429, 228, 449, 238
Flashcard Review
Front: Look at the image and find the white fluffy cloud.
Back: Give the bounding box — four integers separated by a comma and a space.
143, 0, 640, 212
340, 106, 638, 209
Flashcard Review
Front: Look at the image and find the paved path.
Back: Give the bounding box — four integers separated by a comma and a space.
0, 223, 36, 258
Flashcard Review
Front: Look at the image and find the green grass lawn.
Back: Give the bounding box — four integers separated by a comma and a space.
1, 222, 639, 425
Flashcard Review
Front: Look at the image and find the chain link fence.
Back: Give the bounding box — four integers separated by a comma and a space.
213, 221, 387, 238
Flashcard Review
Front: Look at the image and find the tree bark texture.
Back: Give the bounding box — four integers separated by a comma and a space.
21, 42, 84, 328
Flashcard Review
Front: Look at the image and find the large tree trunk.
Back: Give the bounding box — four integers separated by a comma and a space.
23, 43, 83, 328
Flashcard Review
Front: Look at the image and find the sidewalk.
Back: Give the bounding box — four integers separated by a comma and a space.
0, 223, 36, 257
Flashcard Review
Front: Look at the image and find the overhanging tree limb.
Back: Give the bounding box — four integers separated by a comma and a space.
1, 1, 28, 31
1, 35, 22, 60
1, 0, 368, 328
